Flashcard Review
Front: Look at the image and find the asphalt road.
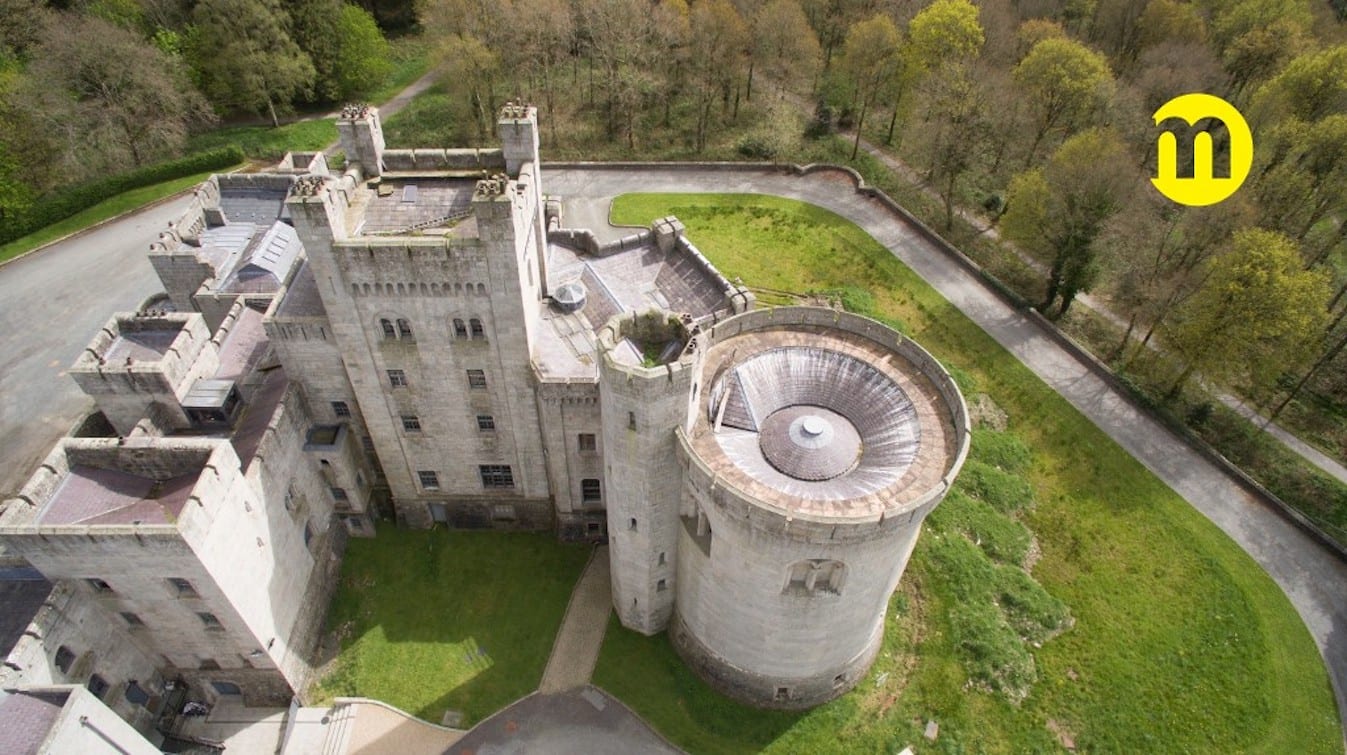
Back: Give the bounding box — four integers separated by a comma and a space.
2, 164, 1344, 736
0, 195, 191, 497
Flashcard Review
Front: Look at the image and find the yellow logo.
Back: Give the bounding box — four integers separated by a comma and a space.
1151, 93, 1253, 207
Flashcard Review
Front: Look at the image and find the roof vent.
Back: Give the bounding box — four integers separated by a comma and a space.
553, 281, 587, 313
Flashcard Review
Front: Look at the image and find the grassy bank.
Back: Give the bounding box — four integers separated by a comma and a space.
0, 168, 233, 265
594, 193, 1341, 753
310, 528, 589, 726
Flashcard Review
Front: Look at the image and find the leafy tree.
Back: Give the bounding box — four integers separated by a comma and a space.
1135, 0, 1206, 52
1164, 228, 1330, 397
1252, 45, 1347, 125
1001, 128, 1135, 318
836, 13, 900, 159
1209, 0, 1312, 93
435, 34, 500, 140
908, 0, 984, 66
188, 0, 316, 126
1012, 36, 1114, 166
1253, 115, 1347, 251
332, 4, 391, 100
0, 0, 50, 60
20, 13, 212, 171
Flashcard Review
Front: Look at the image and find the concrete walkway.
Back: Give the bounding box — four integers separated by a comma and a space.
539, 546, 613, 693
543, 165, 1347, 734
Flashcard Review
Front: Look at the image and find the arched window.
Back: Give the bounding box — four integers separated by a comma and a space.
453, 319, 467, 338
379, 319, 395, 339
476, 283, 486, 295
397, 318, 413, 339
469, 318, 485, 339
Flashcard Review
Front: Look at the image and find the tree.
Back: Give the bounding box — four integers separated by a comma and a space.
836, 13, 900, 159
915, 63, 988, 230
1164, 228, 1330, 397
436, 34, 500, 140
188, 0, 316, 126
1209, 0, 1312, 93
752, 0, 822, 99
907, 0, 984, 66
687, 0, 749, 152
1253, 115, 1347, 251
289, 0, 390, 102
1252, 45, 1347, 125
1001, 128, 1135, 318
1012, 36, 1114, 166
20, 13, 212, 171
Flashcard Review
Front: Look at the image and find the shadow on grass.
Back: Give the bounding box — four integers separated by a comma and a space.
311, 527, 590, 726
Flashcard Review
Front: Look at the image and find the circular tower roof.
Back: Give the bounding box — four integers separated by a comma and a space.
687, 309, 966, 522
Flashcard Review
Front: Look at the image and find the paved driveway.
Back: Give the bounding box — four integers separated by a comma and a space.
0, 196, 191, 497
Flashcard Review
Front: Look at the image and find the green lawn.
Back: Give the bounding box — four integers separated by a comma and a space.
594, 194, 1342, 753
0, 169, 233, 265
186, 119, 339, 161
310, 528, 589, 725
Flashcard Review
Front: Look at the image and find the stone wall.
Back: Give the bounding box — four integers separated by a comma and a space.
598, 310, 701, 634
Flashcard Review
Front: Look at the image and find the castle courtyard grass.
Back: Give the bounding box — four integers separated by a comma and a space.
594, 194, 1342, 753
310, 528, 589, 727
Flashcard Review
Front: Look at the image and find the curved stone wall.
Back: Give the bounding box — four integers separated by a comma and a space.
670, 306, 968, 708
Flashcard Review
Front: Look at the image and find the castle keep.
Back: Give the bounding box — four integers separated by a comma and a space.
1, 104, 967, 743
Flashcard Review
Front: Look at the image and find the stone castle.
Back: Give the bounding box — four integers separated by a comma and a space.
0, 104, 967, 748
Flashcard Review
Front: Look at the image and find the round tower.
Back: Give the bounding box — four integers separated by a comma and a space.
597, 309, 704, 634
671, 307, 969, 708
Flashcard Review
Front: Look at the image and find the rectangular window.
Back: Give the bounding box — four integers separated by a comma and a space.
168, 577, 198, 597
387, 369, 408, 387
86, 578, 113, 594
467, 369, 487, 390
476, 414, 495, 431
469, 318, 485, 339
331, 401, 351, 418
418, 470, 440, 490
628, 411, 636, 430
121, 612, 144, 627
330, 486, 348, 502
581, 478, 602, 503
198, 612, 222, 630
401, 415, 421, 432
479, 465, 515, 489
577, 433, 596, 452
657, 579, 668, 592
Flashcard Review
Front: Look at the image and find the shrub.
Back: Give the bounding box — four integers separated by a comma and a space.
736, 136, 777, 160
0, 146, 243, 245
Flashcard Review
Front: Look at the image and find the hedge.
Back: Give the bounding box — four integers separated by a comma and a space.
0, 145, 244, 246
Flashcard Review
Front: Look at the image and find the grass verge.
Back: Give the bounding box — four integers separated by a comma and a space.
0, 168, 233, 265
186, 119, 339, 161
310, 528, 589, 726
594, 193, 1341, 753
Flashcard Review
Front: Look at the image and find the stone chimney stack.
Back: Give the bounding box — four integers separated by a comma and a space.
498, 102, 540, 178
335, 103, 385, 177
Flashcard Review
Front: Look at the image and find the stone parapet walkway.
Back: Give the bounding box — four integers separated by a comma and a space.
538, 545, 613, 693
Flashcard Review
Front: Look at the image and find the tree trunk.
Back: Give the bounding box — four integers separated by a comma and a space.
885, 107, 899, 146
1111, 312, 1138, 362
267, 97, 279, 128
850, 100, 868, 161
1166, 363, 1198, 400
1270, 329, 1347, 419
944, 170, 957, 230
745, 59, 754, 102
